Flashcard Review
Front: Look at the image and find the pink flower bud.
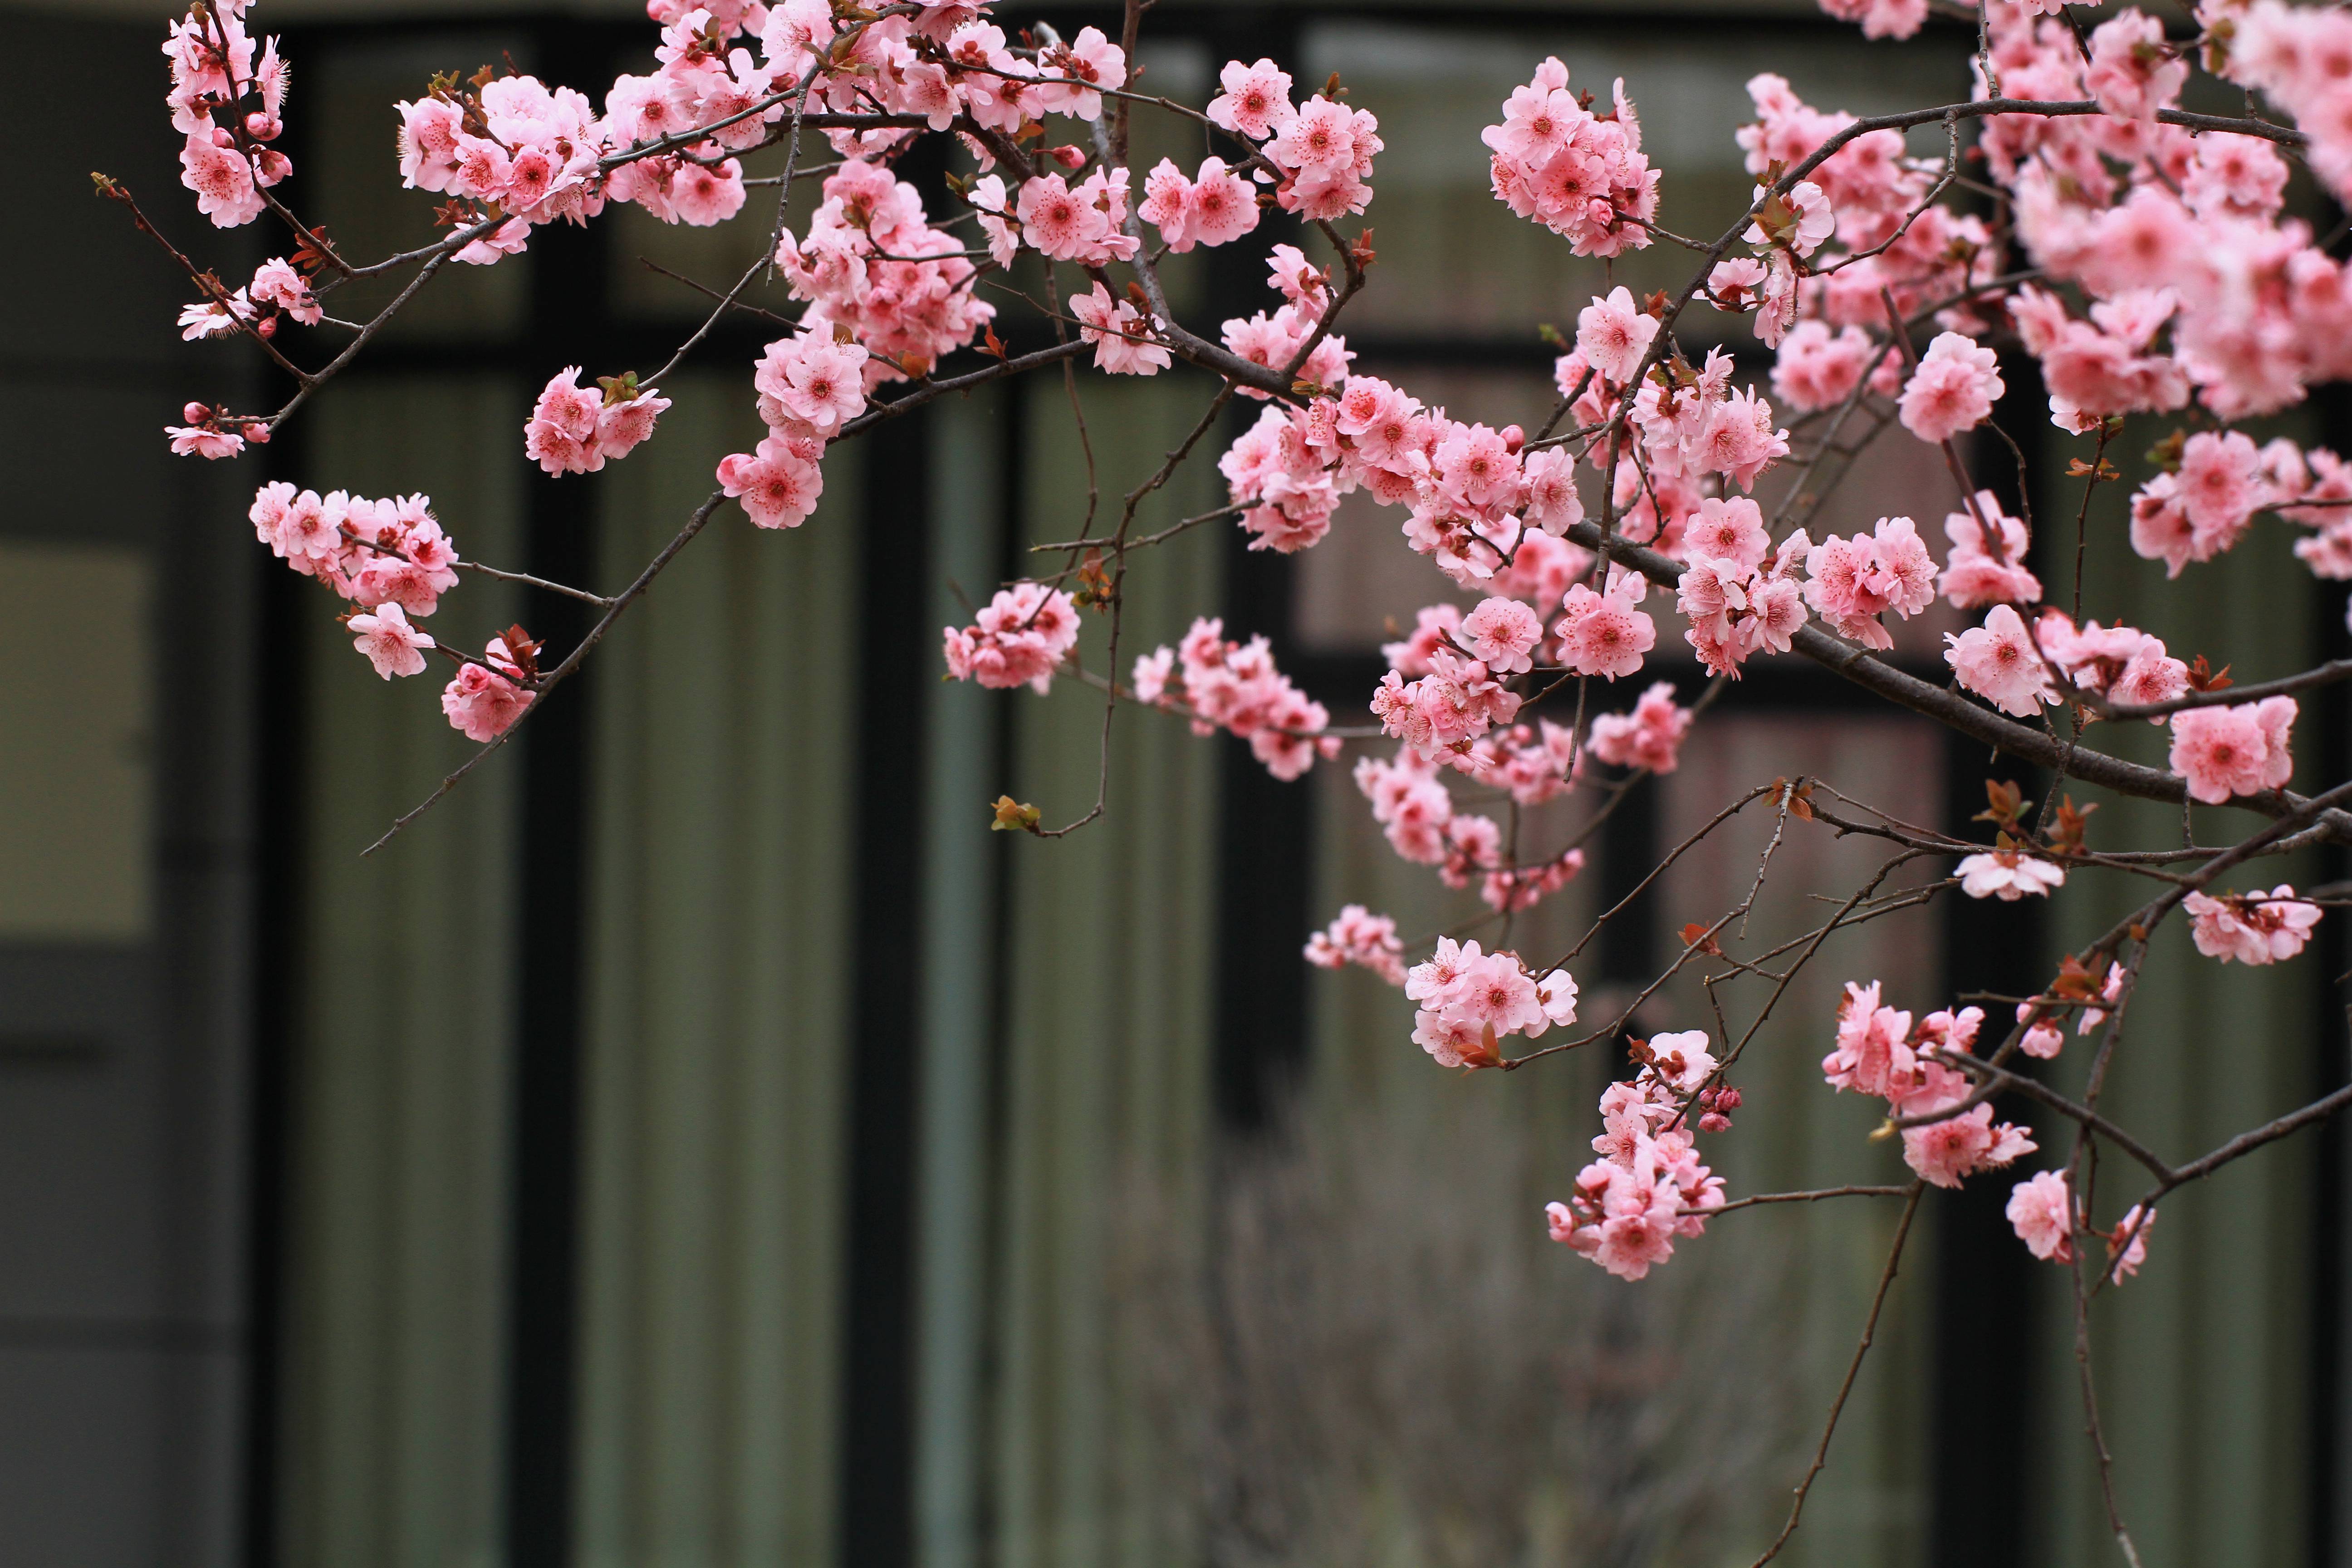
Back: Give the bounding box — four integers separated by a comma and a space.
211, 125, 237, 147
256, 315, 278, 339
1045, 144, 1088, 170
1499, 424, 1525, 454
1699, 1112, 1733, 1132
245, 112, 280, 140
184, 402, 211, 422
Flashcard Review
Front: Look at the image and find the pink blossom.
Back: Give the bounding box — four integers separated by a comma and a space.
180, 130, 263, 226
1898, 333, 2004, 443
1802, 515, 1937, 649
1903, 1102, 2036, 1189
2019, 1013, 2067, 1060
716, 435, 826, 529
1460, 597, 1543, 675
2173, 431, 2266, 554
941, 583, 1080, 694
2185, 885, 2323, 964
754, 332, 869, 436
1821, 980, 1915, 1099
2169, 697, 2296, 803
1137, 617, 1336, 779
167, 422, 247, 460
1553, 581, 1657, 680
1683, 496, 1769, 568
1940, 496, 2042, 608
1957, 851, 2066, 901
2085, 10, 2187, 124
2006, 1171, 2075, 1262
1588, 681, 1693, 773
347, 602, 436, 679
1205, 57, 1295, 140
1069, 283, 1171, 376
441, 652, 532, 742
1770, 321, 1879, 411
1945, 605, 2057, 718
1693, 387, 1789, 492
1304, 904, 1406, 985
1576, 286, 1660, 384
2106, 1204, 2156, 1284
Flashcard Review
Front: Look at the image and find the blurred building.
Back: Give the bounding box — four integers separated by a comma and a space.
6, 0, 2349, 1564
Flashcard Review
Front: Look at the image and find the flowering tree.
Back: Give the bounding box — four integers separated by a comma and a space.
127, 0, 2352, 1554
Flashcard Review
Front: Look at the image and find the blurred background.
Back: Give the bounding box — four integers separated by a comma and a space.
7, 0, 2352, 1563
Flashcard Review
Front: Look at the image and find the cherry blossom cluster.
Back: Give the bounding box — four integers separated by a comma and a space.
1821, 984, 2037, 1191
2185, 885, 2323, 965
1545, 1039, 1728, 1281
1481, 59, 1659, 258
139, 0, 2352, 1502
1402, 938, 1578, 1070
1131, 617, 1338, 781
941, 583, 1080, 694
2007, 1170, 2155, 1285
1303, 904, 1406, 985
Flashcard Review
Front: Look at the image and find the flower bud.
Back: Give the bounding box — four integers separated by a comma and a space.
1499, 424, 1525, 455
183, 402, 212, 422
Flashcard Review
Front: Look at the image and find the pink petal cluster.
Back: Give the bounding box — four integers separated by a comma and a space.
2168, 696, 2297, 803
1823, 986, 2035, 1190
1069, 284, 1171, 377
1404, 939, 1578, 1069
1135, 157, 1259, 253
2185, 885, 2323, 964
1553, 575, 1658, 680
1482, 59, 1658, 258
440, 632, 534, 742
1547, 1054, 1728, 1280
1945, 605, 2058, 718
1303, 904, 1406, 986
524, 368, 672, 476
2033, 611, 2186, 711
347, 603, 436, 680
2083, 9, 2187, 124
1802, 515, 1936, 649
1770, 321, 1886, 412
1588, 681, 1693, 774
1131, 617, 1336, 780
1014, 168, 1142, 267
2008, 284, 2187, 423
1939, 494, 2042, 609
1898, 332, 2004, 444
1370, 649, 1523, 759
941, 583, 1080, 694
2006, 1170, 2075, 1262
1677, 532, 1811, 678
250, 482, 461, 616
1956, 850, 2066, 901
775, 157, 995, 382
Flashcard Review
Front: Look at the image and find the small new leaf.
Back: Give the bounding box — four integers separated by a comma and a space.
1974, 777, 2030, 828
990, 795, 1041, 833
1681, 922, 1725, 957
